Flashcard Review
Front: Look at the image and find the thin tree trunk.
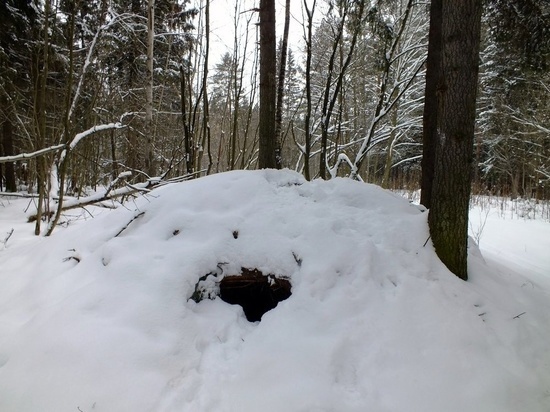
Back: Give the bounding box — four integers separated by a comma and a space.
1, 119, 16, 192
110, 129, 119, 179
241, 43, 259, 170
351, 0, 415, 179
320, 1, 365, 179
34, 0, 52, 235
274, 0, 291, 169
181, 66, 194, 174
229, 17, 244, 171
199, 0, 212, 175
319, 7, 346, 180
382, 103, 399, 188
145, 0, 155, 176
45, 0, 76, 236
126, 0, 142, 173
303, 0, 316, 180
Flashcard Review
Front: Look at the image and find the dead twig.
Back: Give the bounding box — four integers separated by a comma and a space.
513, 312, 526, 319
292, 252, 302, 267
423, 235, 431, 247
63, 249, 81, 263
2, 228, 14, 247
114, 212, 145, 237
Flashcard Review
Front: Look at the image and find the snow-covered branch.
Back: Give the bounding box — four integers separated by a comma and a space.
0, 144, 66, 164
391, 155, 422, 168
59, 123, 125, 163
69, 123, 125, 151
58, 181, 155, 211
1, 123, 125, 166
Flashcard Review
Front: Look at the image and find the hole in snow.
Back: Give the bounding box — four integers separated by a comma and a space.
191, 267, 292, 322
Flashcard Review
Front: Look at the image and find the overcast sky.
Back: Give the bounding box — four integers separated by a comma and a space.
194, 0, 312, 68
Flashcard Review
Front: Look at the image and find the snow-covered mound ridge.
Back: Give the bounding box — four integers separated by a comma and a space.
0, 169, 549, 412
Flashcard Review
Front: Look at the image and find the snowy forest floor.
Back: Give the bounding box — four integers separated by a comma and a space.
0, 170, 549, 412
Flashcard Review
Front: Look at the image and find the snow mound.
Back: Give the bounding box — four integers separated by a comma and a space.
0, 170, 549, 412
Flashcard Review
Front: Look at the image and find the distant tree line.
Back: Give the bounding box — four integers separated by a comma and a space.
0, 0, 548, 237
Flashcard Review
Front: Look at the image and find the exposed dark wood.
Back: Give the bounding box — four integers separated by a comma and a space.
219, 268, 291, 322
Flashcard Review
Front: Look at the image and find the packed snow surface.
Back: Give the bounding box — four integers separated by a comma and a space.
0, 170, 549, 411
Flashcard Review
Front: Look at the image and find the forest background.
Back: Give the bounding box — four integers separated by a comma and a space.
0, 0, 548, 231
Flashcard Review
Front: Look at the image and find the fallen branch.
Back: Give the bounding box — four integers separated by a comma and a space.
0, 123, 125, 165
29, 171, 199, 225
59, 123, 125, 163
0, 192, 40, 198
2, 228, 14, 247
115, 212, 145, 237
0, 144, 66, 163
55, 180, 156, 212
513, 312, 526, 319
27, 180, 154, 223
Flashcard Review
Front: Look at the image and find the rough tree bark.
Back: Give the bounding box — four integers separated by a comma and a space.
420, 0, 442, 209
428, 1, 483, 280
258, 0, 277, 169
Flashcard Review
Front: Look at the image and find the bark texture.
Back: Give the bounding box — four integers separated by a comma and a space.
420, 0, 442, 209
428, 1, 482, 280
258, 0, 277, 169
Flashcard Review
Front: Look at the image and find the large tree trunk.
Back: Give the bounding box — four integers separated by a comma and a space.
428, 1, 483, 280
258, 0, 277, 169
420, 0, 442, 209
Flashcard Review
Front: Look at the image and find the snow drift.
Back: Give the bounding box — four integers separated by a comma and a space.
0, 170, 549, 411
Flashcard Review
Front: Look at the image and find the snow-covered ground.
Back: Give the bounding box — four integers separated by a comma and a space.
469, 196, 550, 283
0, 170, 549, 412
